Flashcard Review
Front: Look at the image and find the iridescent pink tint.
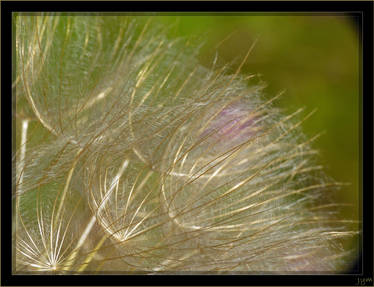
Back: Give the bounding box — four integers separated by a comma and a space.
200, 101, 257, 150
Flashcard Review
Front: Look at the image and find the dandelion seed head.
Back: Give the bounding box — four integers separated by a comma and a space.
14, 14, 359, 273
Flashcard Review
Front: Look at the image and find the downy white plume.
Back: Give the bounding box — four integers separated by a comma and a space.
13, 14, 359, 273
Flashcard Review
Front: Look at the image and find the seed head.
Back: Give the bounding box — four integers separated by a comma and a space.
13, 14, 359, 274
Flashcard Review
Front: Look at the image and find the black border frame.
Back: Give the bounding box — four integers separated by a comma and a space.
2, 1, 373, 286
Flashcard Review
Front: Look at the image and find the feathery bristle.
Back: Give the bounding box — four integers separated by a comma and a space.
13, 14, 359, 274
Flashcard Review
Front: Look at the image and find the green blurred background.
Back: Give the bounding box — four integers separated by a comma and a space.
155, 14, 360, 224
